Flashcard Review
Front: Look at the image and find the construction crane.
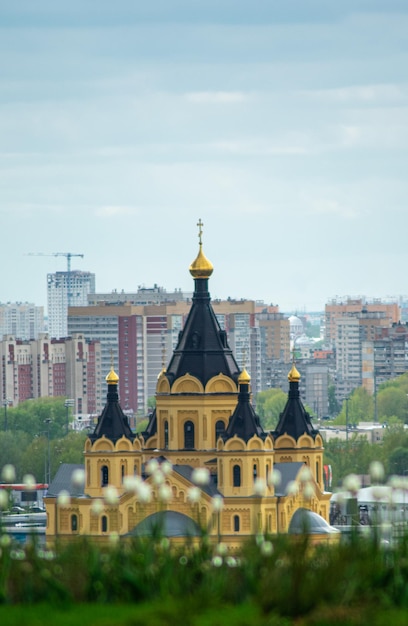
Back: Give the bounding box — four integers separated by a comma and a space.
26, 252, 84, 307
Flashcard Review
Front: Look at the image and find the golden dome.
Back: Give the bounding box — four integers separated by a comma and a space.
106, 366, 119, 385
238, 368, 251, 385
288, 363, 301, 382
189, 218, 214, 279
189, 244, 213, 279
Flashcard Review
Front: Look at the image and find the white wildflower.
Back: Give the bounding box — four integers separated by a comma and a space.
191, 467, 210, 486
160, 461, 173, 476
215, 542, 228, 556
212, 555, 223, 567
91, 498, 105, 515
109, 531, 119, 546
103, 485, 119, 505
57, 490, 71, 507
136, 482, 152, 504
303, 483, 315, 501
343, 473, 361, 495
1, 464, 16, 483
23, 474, 36, 490
152, 470, 165, 486
267, 469, 281, 488
369, 461, 384, 484
146, 459, 159, 475
388, 475, 403, 490
71, 468, 85, 488
158, 484, 172, 503
299, 466, 312, 483
211, 495, 224, 512
286, 480, 299, 496
254, 477, 266, 496
372, 485, 389, 502
123, 475, 142, 492
187, 486, 201, 503
0, 534, 11, 547
260, 541, 273, 557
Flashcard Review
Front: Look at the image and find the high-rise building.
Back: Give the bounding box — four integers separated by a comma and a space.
335, 310, 391, 401
0, 303, 45, 340
68, 299, 264, 415
47, 271, 95, 339
362, 322, 408, 396
325, 298, 399, 348
0, 333, 101, 414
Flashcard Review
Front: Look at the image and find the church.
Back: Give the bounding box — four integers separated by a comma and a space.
45, 223, 334, 547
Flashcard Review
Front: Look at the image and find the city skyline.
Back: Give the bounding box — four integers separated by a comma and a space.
1, 1, 408, 311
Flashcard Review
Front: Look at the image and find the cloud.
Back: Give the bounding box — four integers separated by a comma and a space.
302, 83, 408, 106
184, 91, 250, 104
306, 199, 364, 220
94, 205, 140, 218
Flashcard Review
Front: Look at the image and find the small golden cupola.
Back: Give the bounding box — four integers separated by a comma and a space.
238, 367, 251, 386
287, 362, 301, 383
106, 366, 119, 385
189, 218, 214, 279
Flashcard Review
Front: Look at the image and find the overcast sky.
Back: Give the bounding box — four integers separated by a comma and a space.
1, 1, 407, 313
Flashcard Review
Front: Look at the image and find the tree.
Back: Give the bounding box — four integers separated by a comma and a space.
5, 397, 68, 439
334, 387, 374, 426
388, 447, 408, 476
328, 384, 340, 417
256, 389, 287, 430
377, 387, 408, 423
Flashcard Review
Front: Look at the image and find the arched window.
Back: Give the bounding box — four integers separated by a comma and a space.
184, 421, 195, 449
101, 465, 109, 487
121, 464, 125, 482
234, 515, 240, 532
71, 514, 78, 532
215, 420, 225, 442
164, 420, 169, 449
233, 464, 241, 487
101, 515, 108, 533
253, 464, 258, 481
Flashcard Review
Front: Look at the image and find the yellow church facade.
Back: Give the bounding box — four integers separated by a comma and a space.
45, 225, 334, 548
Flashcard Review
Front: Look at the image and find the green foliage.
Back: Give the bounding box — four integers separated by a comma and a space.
4, 397, 69, 439
388, 447, 408, 475
147, 396, 156, 410
136, 419, 149, 434
328, 384, 340, 417
2, 534, 408, 624
0, 398, 88, 483
377, 387, 408, 422
334, 387, 374, 425
324, 435, 379, 488
256, 389, 287, 430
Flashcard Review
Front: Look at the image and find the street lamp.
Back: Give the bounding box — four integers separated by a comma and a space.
64, 399, 75, 435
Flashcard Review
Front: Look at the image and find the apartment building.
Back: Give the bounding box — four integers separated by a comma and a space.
47, 270, 95, 339
0, 333, 101, 414
335, 310, 391, 402
362, 322, 408, 395
0, 303, 45, 340
325, 298, 399, 348
68, 297, 275, 414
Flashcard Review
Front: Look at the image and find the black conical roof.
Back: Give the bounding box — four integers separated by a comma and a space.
224, 380, 265, 442
89, 380, 135, 443
273, 378, 319, 441
164, 277, 240, 387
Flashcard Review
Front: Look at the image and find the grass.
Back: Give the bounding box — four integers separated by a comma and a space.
1, 531, 408, 624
